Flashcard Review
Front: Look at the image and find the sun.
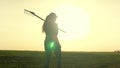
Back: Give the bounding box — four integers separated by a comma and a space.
53, 5, 90, 40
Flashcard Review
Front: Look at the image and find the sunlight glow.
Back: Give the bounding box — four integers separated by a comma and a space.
53, 5, 90, 40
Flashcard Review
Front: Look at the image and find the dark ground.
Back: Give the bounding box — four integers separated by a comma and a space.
0, 50, 120, 68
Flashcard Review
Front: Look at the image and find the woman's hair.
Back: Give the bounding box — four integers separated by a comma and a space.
42, 13, 57, 33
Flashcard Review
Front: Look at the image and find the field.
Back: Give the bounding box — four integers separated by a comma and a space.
0, 50, 120, 68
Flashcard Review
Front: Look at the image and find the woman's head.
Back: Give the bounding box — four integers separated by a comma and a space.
42, 12, 57, 33
46, 12, 57, 22
49, 12, 57, 18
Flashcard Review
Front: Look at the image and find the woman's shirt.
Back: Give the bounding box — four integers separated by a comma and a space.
44, 22, 59, 42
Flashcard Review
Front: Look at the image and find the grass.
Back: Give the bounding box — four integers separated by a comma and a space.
0, 50, 120, 68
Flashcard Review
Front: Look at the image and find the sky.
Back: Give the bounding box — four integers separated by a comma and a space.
0, 0, 120, 52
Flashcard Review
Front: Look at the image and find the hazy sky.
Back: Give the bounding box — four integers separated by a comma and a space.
0, 0, 120, 51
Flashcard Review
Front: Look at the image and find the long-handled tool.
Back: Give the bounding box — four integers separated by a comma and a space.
24, 9, 66, 33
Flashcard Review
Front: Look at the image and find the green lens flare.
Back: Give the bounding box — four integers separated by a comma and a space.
50, 41, 55, 48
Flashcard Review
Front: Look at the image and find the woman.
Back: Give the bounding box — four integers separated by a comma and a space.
42, 13, 62, 68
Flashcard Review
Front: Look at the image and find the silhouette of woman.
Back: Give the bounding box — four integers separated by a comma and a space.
42, 13, 62, 68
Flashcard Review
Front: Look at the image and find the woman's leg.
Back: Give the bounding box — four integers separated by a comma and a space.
55, 46, 62, 68
44, 43, 52, 68
44, 50, 52, 68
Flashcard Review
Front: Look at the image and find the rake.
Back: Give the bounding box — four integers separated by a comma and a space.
24, 9, 66, 33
